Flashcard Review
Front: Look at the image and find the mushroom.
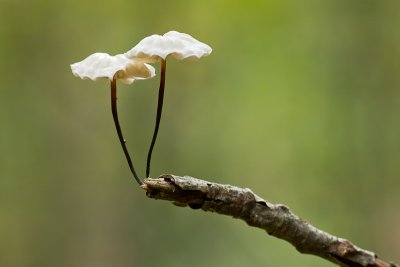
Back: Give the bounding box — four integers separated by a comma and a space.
125, 31, 212, 177
71, 52, 156, 185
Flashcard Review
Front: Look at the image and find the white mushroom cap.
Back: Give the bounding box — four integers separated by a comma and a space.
70, 53, 156, 84
125, 31, 212, 62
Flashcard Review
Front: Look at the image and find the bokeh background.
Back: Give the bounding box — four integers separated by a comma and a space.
1, 0, 399, 266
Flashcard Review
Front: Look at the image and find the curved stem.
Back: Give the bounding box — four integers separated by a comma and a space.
146, 59, 167, 178
111, 79, 143, 186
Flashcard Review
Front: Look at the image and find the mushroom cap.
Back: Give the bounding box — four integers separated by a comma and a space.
125, 31, 212, 62
70, 53, 155, 84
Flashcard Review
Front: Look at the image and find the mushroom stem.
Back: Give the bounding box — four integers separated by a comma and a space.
146, 59, 167, 178
110, 79, 143, 185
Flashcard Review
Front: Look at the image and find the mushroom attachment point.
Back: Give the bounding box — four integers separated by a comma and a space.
71, 52, 156, 185
125, 31, 212, 178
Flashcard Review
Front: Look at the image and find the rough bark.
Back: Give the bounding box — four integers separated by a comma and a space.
141, 174, 398, 267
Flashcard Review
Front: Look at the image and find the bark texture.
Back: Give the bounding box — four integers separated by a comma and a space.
142, 175, 398, 267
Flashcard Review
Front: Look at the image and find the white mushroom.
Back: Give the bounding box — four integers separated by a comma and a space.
125, 31, 212, 178
125, 30, 212, 61
70, 52, 157, 186
71, 52, 155, 84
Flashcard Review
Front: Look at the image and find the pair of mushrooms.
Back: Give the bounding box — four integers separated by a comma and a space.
71, 31, 212, 186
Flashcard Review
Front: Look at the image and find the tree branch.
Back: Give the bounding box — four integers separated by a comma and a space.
141, 175, 398, 267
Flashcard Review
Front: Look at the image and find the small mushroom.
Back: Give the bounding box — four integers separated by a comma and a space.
71, 52, 155, 84
71, 52, 156, 185
125, 31, 212, 178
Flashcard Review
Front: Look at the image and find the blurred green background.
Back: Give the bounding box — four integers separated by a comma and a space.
1, 0, 399, 266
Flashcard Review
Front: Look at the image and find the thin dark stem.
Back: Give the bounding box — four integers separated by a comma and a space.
146, 59, 167, 178
111, 79, 143, 186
